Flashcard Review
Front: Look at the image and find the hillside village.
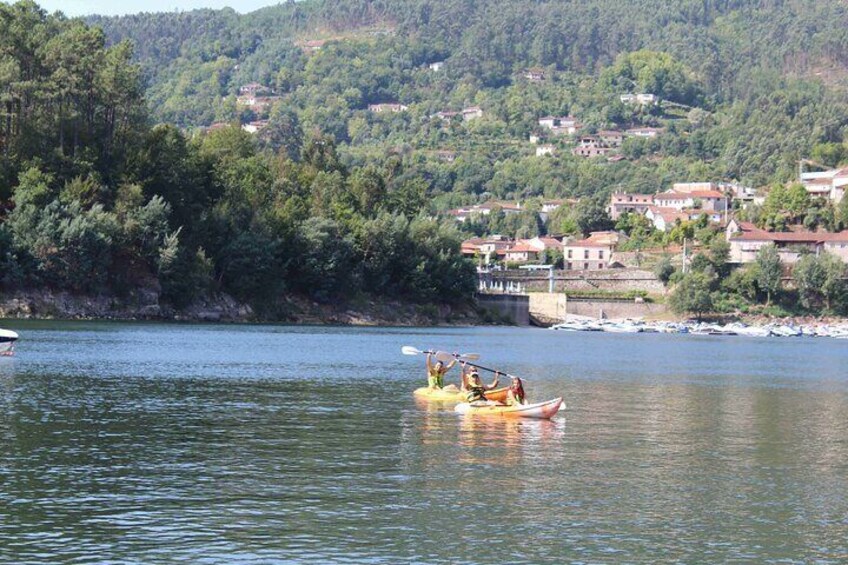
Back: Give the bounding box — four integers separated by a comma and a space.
214, 69, 848, 320
448, 161, 848, 321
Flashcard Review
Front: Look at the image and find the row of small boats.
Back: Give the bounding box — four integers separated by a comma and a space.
413, 386, 564, 419
550, 319, 848, 339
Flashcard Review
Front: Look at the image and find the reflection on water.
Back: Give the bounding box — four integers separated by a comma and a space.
1, 321, 848, 563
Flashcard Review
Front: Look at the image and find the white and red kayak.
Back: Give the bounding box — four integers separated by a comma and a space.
0, 328, 18, 356
455, 397, 564, 419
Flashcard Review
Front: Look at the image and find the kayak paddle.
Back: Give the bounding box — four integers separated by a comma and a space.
457, 360, 529, 381
400, 346, 479, 361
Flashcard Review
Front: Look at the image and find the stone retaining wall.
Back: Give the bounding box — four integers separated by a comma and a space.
476, 294, 530, 325
526, 292, 668, 323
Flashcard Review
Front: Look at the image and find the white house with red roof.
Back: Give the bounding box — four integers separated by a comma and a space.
504, 241, 541, 262
461, 235, 514, 261
645, 206, 691, 232
562, 231, 624, 270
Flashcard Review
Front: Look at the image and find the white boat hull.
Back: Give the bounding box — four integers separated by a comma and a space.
0, 329, 19, 355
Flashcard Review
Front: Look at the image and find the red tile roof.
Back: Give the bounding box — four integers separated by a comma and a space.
506, 242, 540, 253
731, 229, 848, 243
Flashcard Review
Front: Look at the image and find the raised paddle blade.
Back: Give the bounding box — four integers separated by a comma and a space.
434, 350, 455, 362
459, 353, 480, 361
401, 346, 423, 356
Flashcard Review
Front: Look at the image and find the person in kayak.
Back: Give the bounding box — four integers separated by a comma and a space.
506, 375, 527, 406
461, 363, 500, 405
459, 362, 499, 392
426, 353, 457, 389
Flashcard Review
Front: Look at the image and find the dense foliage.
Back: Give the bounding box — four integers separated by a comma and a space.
0, 2, 474, 312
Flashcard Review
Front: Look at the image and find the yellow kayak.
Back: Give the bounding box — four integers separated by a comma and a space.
413, 386, 509, 403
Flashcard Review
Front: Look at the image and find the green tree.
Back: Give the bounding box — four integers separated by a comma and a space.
755, 244, 782, 306
654, 255, 675, 284
793, 254, 824, 310
668, 271, 714, 321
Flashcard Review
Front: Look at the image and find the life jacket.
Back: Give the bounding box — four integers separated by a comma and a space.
466, 384, 486, 403
428, 367, 444, 388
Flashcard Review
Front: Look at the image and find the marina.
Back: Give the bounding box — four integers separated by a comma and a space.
551, 316, 848, 338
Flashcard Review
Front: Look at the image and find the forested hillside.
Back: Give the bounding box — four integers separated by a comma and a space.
0, 1, 474, 317
3, 0, 848, 317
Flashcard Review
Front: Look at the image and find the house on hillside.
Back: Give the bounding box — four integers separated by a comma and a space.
626, 127, 662, 138
434, 110, 461, 121
597, 130, 624, 147
241, 120, 268, 134
608, 192, 654, 220
368, 103, 408, 113
800, 167, 848, 202
653, 190, 728, 212
433, 106, 483, 122
541, 200, 567, 214
538, 115, 580, 135
435, 150, 457, 162
236, 94, 280, 111
572, 137, 614, 158
675, 181, 759, 204
239, 82, 270, 96
429, 61, 445, 72
726, 220, 848, 264
461, 235, 514, 261
446, 201, 523, 222
620, 93, 658, 106
462, 106, 483, 121
562, 231, 624, 270
504, 241, 541, 263
645, 206, 691, 232
536, 144, 556, 157
523, 68, 546, 82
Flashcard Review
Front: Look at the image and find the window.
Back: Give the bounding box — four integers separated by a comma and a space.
566, 262, 572, 270
567, 250, 572, 259
583, 262, 589, 270
599, 263, 604, 269
598, 250, 604, 259
584, 250, 589, 259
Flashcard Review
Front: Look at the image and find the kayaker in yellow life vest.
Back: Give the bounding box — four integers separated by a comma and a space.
506, 375, 527, 406
460, 362, 500, 405
426, 353, 457, 389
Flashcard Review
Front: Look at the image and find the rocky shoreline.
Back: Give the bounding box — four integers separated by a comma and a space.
0, 289, 487, 326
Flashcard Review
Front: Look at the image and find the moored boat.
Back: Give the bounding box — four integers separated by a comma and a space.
454, 397, 564, 419
0, 328, 18, 356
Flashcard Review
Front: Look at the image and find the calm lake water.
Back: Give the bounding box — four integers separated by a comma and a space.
1, 321, 847, 564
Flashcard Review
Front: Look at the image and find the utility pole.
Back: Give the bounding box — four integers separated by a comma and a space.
682, 238, 688, 274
